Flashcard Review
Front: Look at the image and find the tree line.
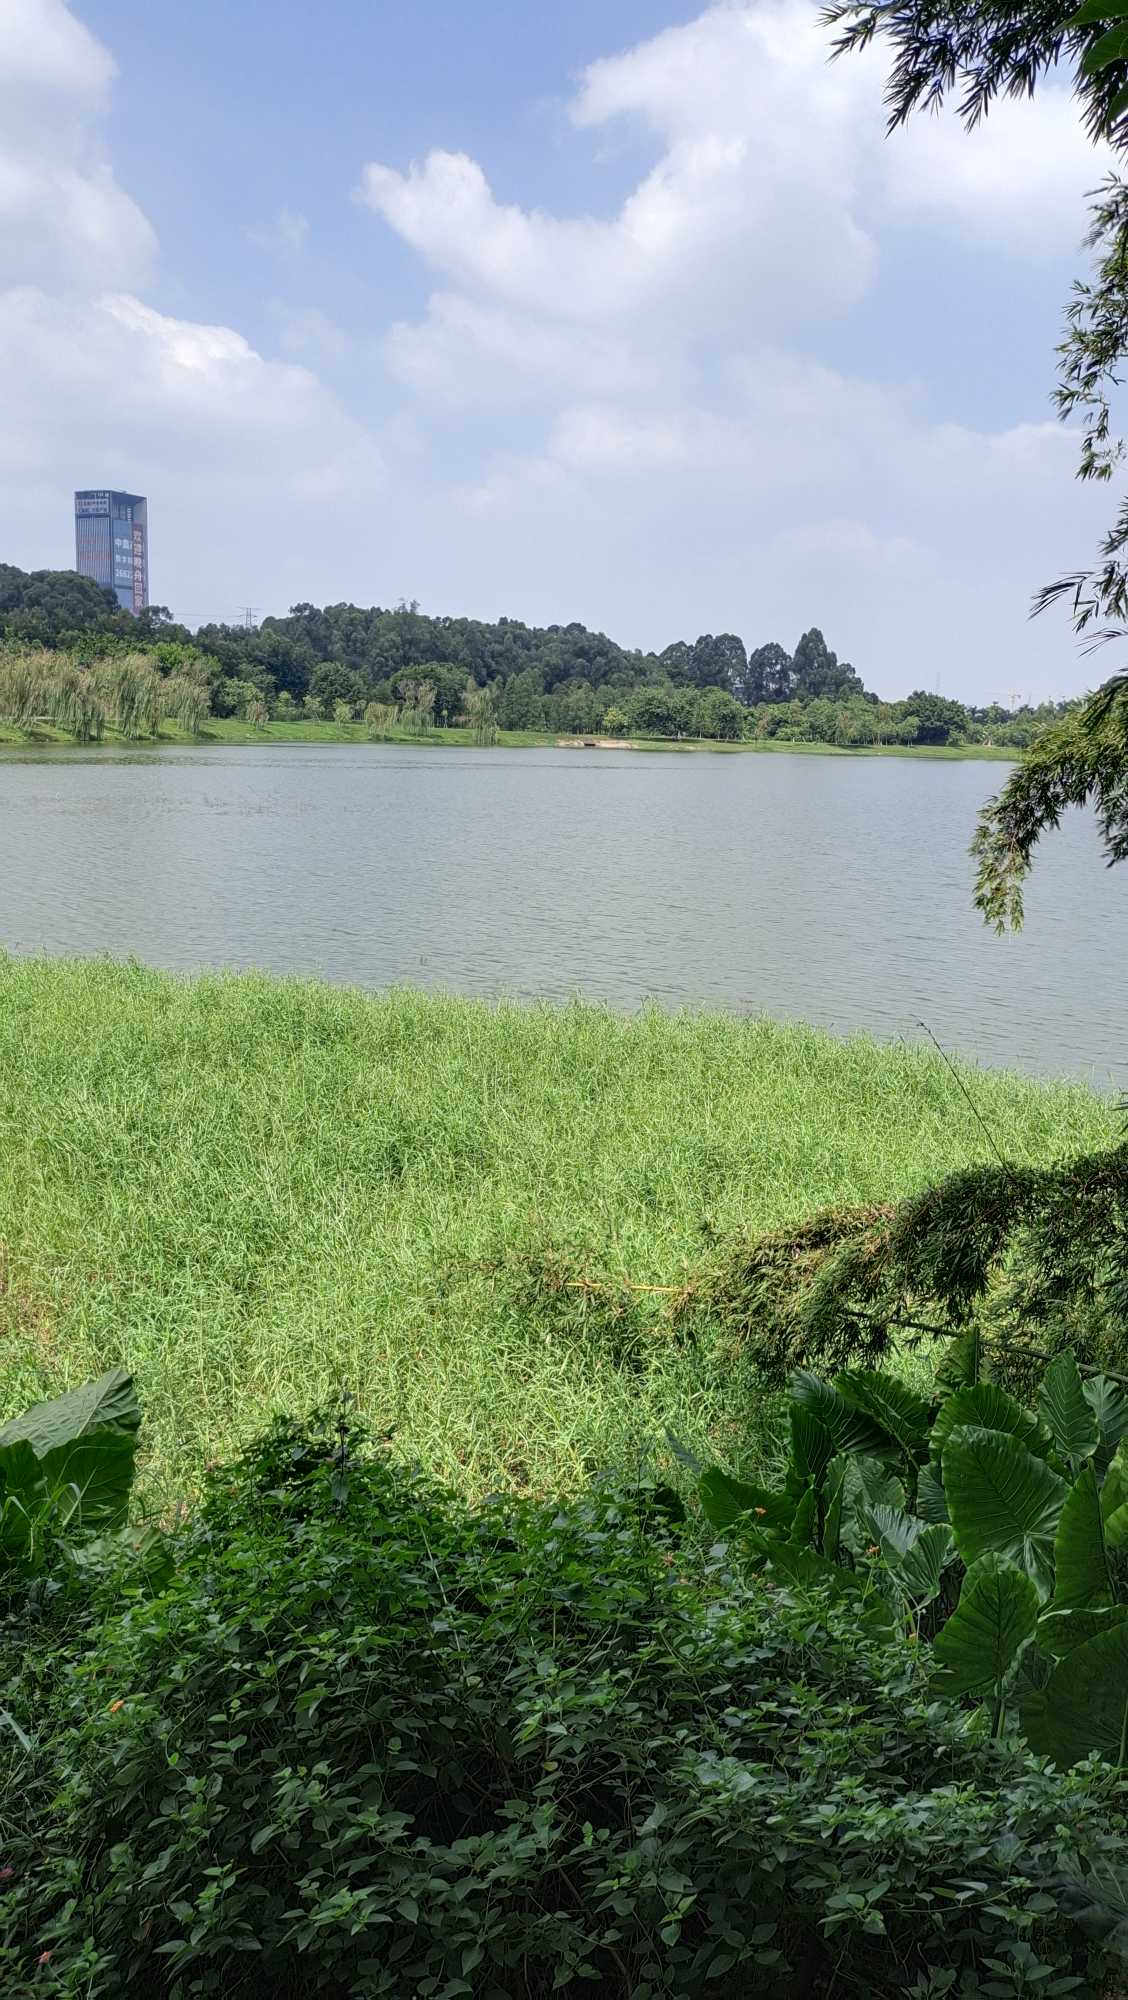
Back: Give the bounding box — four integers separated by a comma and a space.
0, 562, 1068, 746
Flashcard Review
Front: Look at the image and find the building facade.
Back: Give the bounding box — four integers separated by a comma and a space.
74, 490, 149, 614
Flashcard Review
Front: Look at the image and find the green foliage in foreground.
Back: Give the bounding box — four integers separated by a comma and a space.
7, 1403, 1128, 1999
0, 1368, 140, 1586
699, 1343, 1128, 1766
0, 959, 1113, 1502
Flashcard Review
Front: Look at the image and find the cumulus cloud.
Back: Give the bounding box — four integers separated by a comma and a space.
0, 1, 384, 603
355, 0, 1106, 698
0, 0, 155, 287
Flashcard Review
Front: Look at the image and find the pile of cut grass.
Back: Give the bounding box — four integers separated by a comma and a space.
0, 957, 1112, 1500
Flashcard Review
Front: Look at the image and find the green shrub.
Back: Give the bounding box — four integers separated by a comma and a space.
696, 1341, 1128, 1771
4, 1409, 1128, 1997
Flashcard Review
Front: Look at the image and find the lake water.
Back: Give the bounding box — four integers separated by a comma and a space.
1, 741, 1123, 1087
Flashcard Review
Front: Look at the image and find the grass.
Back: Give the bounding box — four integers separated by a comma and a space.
0, 958, 1109, 1504
0, 717, 1019, 758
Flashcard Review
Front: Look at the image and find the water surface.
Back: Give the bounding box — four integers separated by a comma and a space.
0, 742, 1121, 1086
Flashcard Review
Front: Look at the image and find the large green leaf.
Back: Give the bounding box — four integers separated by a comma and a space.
1069, 0, 1128, 25
749, 1534, 894, 1632
1083, 1375, 1128, 1476
698, 1468, 795, 1535
916, 1461, 949, 1525
934, 1330, 983, 1395
840, 1455, 906, 1556
1038, 1604, 1128, 1658
787, 1372, 897, 1459
1102, 1437, 1128, 1542
788, 1486, 817, 1548
834, 1370, 933, 1457
0, 1368, 139, 1454
1052, 1464, 1112, 1612
787, 1405, 834, 1494
1039, 1351, 1099, 1468
933, 1553, 1039, 1699
822, 1455, 847, 1560
891, 1523, 954, 1607
1022, 1621, 1128, 1767
942, 1426, 1069, 1598
931, 1382, 1049, 1462
0, 1429, 136, 1544
1082, 20, 1128, 71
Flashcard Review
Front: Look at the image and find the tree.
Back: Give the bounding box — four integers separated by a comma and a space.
689, 633, 747, 692
898, 690, 969, 745
462, 679, 499, 746
693, 687, 745, 740
601, 705, 628, 736
332, 699, 355, 726
708, 0, 1128, 1403
740, 641, 793, 705
790, 628, 866, 702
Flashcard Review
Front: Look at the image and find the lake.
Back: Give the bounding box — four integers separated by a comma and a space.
1, 741, 1122, 1087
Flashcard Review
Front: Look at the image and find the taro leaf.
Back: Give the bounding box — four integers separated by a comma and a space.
822, 1454, 847, 1560
1022, 1620, 1128, 1767
916, 1461, 949, 1525
931, 1383, 1049, 1463
863, 1500, 924, 1556
1084, 1375, 1128, 1477
0, 1431, 136, 1538
698, 1469, 795, 1535
1052, 1463, 1112, 1612
1082, 20, 1128, 71
0, 1368, 139, 1453
748, 1533, 894, 1632
891, 1523, 954, 1608
932, 1552, 1039, 1699
841, 1456, 906, 1556
789, 1486, 818, 1548
1102, 1439, 1128, 1547
1039, 1351, 1099, 1468
787, 1405, 835, 1493
1070, 0, 1128, 24
934, 1330, 982, 1396
1038, 1604, 1128, 1658
833, 1370, 933, 1458
942, 1426, 1069, 1600
788, 1372, 898, 1460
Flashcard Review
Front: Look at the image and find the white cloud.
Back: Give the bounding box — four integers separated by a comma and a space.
247, 207, 311, 256
0, 288, 383, 501
354, 0, 1107, 700
0, 0, 155, 288
0, 2, 386, 613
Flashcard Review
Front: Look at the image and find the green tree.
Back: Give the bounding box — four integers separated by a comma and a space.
332, 699, 355, 726
693, 687, 744, 740
897, 691, 969, 746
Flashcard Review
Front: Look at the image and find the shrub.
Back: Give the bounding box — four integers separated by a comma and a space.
4, 1408, 1128, 1997
696, 1340, 1128, 1772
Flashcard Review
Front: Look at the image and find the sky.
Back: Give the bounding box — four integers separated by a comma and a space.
0, 0, 1118, 701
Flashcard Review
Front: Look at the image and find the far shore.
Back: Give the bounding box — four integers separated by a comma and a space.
0, 717, 1022, 760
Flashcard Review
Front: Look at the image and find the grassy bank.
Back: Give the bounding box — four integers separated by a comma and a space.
0, 715, 1020, 757
0, 959, 1107, 1501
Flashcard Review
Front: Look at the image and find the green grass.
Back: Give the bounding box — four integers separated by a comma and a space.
0, 717, 1019, 758
0, 958, 1109, 1502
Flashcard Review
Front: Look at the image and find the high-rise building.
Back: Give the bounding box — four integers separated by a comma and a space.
74, 490, 149, 614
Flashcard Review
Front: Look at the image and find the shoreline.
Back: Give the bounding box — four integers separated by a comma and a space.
0, 717, 1022, 761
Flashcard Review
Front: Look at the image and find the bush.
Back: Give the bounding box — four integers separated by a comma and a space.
4, 1408, 1128, 1997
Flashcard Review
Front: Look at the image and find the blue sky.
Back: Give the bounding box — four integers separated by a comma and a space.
0, 0, 1116, 698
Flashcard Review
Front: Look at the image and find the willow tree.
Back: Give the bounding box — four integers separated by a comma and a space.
702, 0, 1128, 1389
92, 655, 162, 738
160, 671, 211, 737
462, 678, 499, 746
